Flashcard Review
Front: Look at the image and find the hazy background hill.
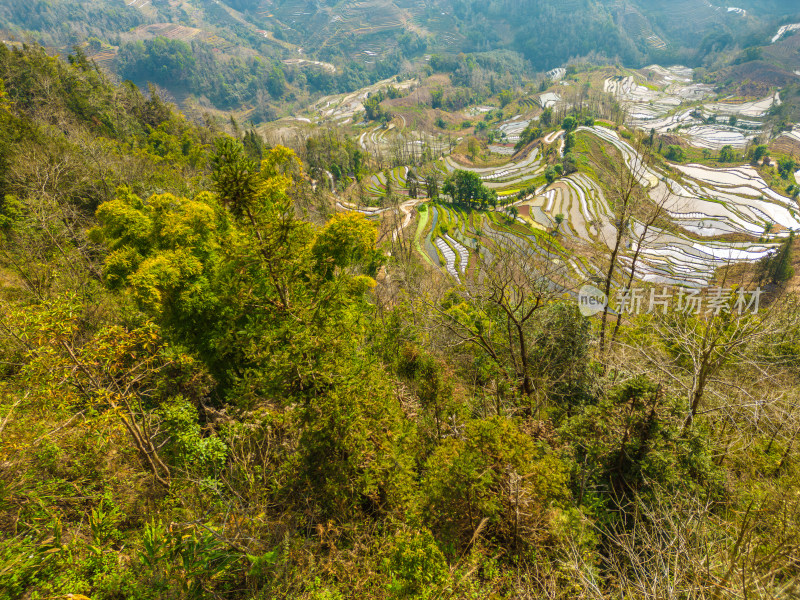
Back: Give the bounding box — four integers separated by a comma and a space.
1, 0, 798, 121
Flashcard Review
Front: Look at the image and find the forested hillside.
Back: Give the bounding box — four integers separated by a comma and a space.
1, 43, 800, 600
1, 0, 798, 124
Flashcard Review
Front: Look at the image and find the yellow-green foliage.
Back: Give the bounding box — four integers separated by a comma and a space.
312, 211, 379, 278
422, 417, 567, 549
4, 41, 800, 600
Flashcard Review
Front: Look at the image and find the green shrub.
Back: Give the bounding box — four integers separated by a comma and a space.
422, 417, 568, 551
665, 145, 685, 162
384, 527, 448, 597
157, 396, 228, 474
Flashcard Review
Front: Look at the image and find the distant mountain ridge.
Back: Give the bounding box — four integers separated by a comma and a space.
1, 0, 799, 119
3, 0, 797, 66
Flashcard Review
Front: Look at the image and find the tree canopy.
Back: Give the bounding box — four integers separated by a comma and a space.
442, 169, 498, 208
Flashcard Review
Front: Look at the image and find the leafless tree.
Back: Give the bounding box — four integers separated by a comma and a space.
597, 133, 654, 357
418, 223, 579, 404
610, 182, 672, 345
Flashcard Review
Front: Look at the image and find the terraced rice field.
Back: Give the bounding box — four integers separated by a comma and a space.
357, 123, 453, 159
204, 34, 237, 52
282, 58, 336, 73
467, 106, 496, 116
87, 49, 117, 70
443, 148, 543, 198
604, 69, 708, 116
777, 128, 800, 146
307, 77, 415, 123
645, 34, 667, 50
703, 94, 780, 119
341, 107, 796, 289
274, 0, 434, 57
363, 167, 424, 199
411, 202, 569, 285
538, 92, 561, 109
575, 127, 793, 286
488, 145, 516, 156
772, 23, 800, 43
666, 163, 800, 233
497, 116, 530, 143
602, 67, 776, 149
682, 125, 755, 150
604, 71, 713, 126
643, 65, 694, 83
145, 24, 202, 42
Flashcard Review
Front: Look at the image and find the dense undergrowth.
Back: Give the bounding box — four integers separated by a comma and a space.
0, 44, 799, 600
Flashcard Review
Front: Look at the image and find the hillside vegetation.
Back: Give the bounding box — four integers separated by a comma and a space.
1, 0, 799, 123
1, 43, 800, 600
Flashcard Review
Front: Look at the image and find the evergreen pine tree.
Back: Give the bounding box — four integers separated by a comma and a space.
771, 231, 795, 283
761, 231, 796, 284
